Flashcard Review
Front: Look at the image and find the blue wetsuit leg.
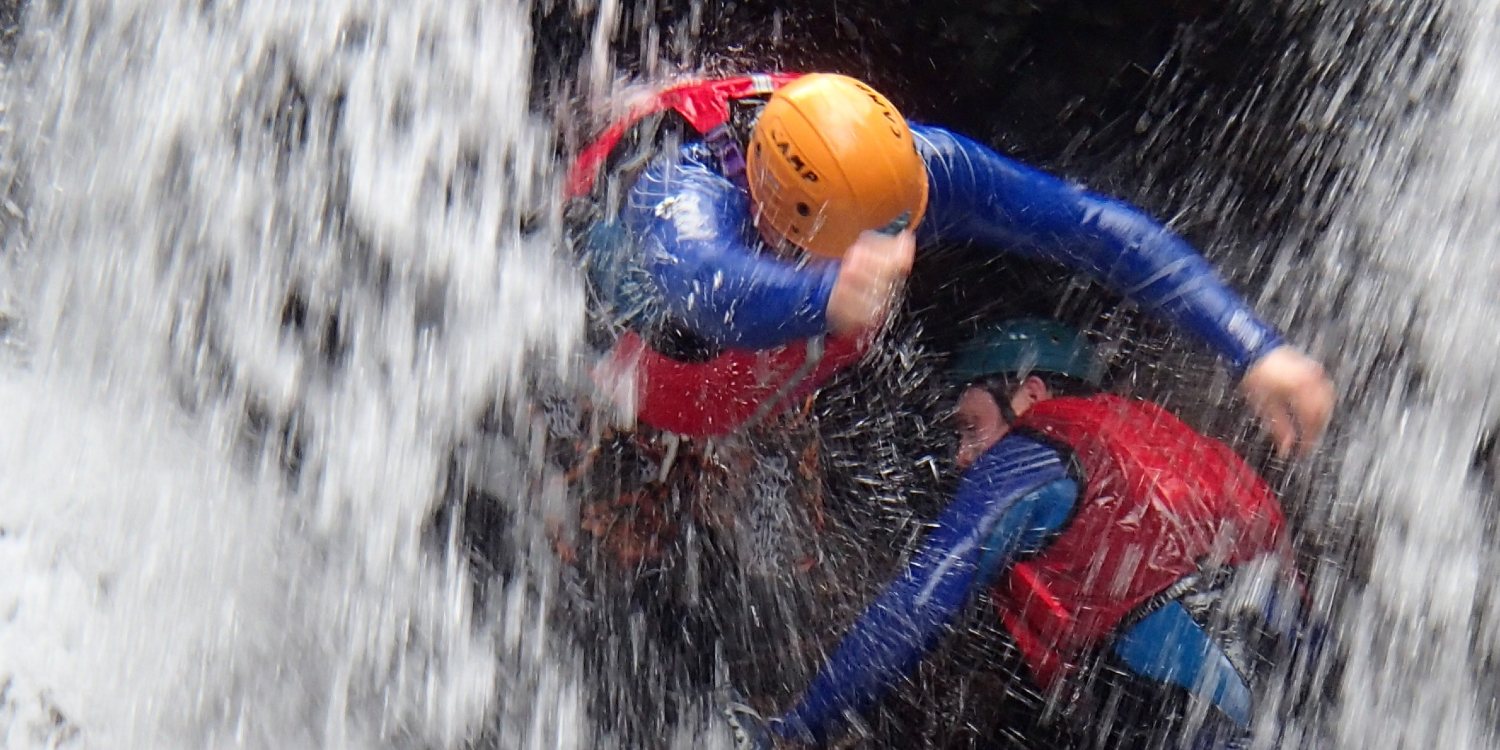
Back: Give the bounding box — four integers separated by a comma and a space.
1112, 604, 1256, 727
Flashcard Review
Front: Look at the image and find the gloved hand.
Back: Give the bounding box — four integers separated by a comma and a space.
826, 229, 915, 337
1238, 345, 1336, 458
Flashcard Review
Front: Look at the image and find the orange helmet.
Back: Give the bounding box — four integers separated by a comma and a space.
746, 73, 929, 259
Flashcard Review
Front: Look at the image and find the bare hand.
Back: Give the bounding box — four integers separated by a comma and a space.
825, 230, 916, 336
1239, 345, 1336, 458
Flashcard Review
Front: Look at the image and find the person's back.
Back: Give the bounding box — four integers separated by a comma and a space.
1007, 393, 1304, 748
997, 394, 1288, 685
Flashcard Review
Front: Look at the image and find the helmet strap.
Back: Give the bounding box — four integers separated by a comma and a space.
704, 124, 746, 180
995, 394, 1021, 428
981, 378, 1021, 427
709, 96, 770, 183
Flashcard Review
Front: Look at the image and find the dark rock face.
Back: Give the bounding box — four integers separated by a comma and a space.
0, 1, 22, 52
536, 0, 1295, 183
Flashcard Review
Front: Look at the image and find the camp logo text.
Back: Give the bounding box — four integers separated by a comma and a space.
771, 128, 820, 183
854, 82, 903, 138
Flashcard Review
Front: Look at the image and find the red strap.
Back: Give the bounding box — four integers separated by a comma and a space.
565, 73, 801, 199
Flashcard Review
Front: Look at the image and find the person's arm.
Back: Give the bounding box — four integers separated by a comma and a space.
774, 436, 1077, 745
913, 125, 1335, 455
912, 124, 1280, 375
620, 143, 839, 350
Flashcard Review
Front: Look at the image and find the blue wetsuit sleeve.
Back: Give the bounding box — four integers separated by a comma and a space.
911, 125, 1283, 375
973, 476, 1078, 584
619, 143, 839, 349
775, 437, 1074, 744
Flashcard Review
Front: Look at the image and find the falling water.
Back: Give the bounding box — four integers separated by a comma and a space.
0, 1, 589, 748
1292, 2, 1500, 747
1181, 1, 1500, 747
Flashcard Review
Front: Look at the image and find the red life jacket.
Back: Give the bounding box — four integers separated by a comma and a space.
993, 394, 1286, 687
570, 74, 869, 437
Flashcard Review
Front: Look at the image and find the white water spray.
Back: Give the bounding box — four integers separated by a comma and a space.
1321, 4, 1500, 746
1239, 2, 1500, 747
0, 2, 588, 748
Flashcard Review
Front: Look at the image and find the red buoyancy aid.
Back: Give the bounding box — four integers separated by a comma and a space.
993, 394, 1286, 687
604, 329, 866, 436
570, 74, 869, 437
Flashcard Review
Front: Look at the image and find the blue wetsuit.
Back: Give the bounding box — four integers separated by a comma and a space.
592, 123, 1282, 373
772, 435, 1292, 747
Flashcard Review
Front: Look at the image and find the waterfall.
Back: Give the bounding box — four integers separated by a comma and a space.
1305, 2, 1500, 747
0, 2, 589, 747
1186, 1, 1500, 746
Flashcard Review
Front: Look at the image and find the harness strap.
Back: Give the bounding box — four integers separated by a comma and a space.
1114, 559, 1237, 634
704, 74, 776, 182
703, 123, 746, 180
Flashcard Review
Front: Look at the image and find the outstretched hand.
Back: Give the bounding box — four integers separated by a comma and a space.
826, 229, 916, 337
1238, 345, 1336, 458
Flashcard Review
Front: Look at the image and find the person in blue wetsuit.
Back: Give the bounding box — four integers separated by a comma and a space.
571, 72, 1334, 450
724, 318, 1315, 749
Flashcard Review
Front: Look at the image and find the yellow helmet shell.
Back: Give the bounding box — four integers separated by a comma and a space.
746, 74, 929, 259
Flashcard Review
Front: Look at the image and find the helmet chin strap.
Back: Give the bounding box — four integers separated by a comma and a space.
982, 380, 1021, 427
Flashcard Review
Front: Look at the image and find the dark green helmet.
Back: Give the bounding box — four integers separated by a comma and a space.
949, 318, 1105, 386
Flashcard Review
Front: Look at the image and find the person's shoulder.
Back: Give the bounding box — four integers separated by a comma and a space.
627, 140, 735, 197
970, 432, 1067, 476
641, 138, 718, 176
909, 122, 967, 155
620, 141, 751, 235
909, 124, 1031, 185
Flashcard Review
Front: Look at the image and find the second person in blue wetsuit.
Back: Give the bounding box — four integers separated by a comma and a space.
575, 72, 1334, 453
725, 318, 1315, 749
